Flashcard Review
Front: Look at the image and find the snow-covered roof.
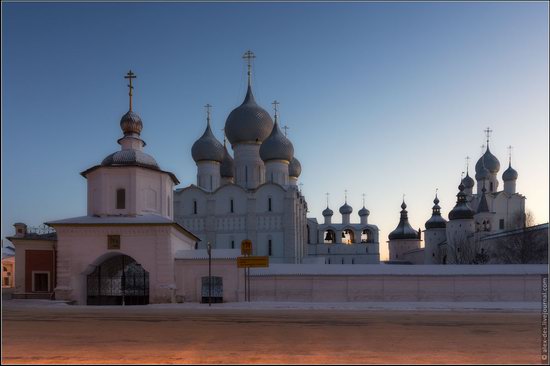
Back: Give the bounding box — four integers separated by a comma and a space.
176, 248, 241, 260
250, 264, 548, 277
46, 214, 199, 240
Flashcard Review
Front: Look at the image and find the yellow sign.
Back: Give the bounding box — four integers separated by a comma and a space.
241, 239, 252, 256
237, 256, 269, 268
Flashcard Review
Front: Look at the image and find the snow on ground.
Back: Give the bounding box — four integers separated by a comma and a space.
2, 299, 540, 312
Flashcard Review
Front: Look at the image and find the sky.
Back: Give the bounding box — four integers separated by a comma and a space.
2, 2, 549, 260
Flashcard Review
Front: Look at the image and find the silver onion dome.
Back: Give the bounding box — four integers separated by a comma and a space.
322, 207, 334, 216
339, 202, 353, 215
502, 164, 518, 181
220, 143, 234, 178
120, 110, 143, 136
289, 157, 302, 178
102, 149, 159, 170
358, 206, 370, 217
389, 201, 419, 240
191, 122, 224, 163
225, 85, 274, 145
259, 120, 294, 162
475, 146, 500, 176
461, 172, 475, 189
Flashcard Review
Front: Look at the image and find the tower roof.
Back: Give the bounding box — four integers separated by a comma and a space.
425, 193, 447, 229
192, 105, 224, 163
448, 182, 475, 220
389, 200, 419, 240
259, 102, 294, 162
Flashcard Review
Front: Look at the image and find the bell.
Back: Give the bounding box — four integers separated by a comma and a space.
324, 232, 331, 241
342, 232, 346, 238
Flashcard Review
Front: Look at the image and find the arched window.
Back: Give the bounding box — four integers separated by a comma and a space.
116, 189, 125, 209
361, 229, 371, 243
324, 229, 336, 243
342, 229, 355, 244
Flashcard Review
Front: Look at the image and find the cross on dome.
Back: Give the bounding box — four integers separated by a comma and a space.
243, 50, 256, 86
124, 70, 137, 111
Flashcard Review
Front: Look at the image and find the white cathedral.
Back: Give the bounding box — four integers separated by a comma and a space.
174, 52, 380, 264
387, 134, 531, 264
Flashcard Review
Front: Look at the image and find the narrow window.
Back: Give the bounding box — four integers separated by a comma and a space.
116, 189, 125, 209
499, 219, 504, 230
193, 200, 197, 214
268, 240, 272, 256
167, 196, 171, 216
268, 198, 272, 212
230, 199, 234, 213
210, 176, 213, 191
231, 240, 235, 249
245, 166, 248, 183
490, 182, 494, 191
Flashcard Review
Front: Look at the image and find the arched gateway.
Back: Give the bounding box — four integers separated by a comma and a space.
87, 254, 149, 305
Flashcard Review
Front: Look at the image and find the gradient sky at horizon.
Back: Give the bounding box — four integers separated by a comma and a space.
2, 2, 548, 260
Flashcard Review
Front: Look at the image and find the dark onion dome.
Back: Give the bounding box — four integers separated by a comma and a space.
358, 206, 370, 217
191, 121, 224, 163
322, 206, 334, 217
425, 194, 447, 229
220, 143, 234, 178
502, 163, 518, 181
448, 183, 475, 220
461, 172, 475, 189
102, 149, 159, 170
475, 145, 500, 176
259, 120, 294, 162
389, 201, 419, 240
289, 157, 302, 178
339, 202, 353, 215
120, 110, 143, 136
225, 85, 274, 145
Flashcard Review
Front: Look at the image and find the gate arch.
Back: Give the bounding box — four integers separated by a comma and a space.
87, 254, 149, 305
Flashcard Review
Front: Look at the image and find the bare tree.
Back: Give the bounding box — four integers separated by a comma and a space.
494, 211, 548, 264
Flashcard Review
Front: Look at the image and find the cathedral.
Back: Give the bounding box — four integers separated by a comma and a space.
386, 132, 546, 265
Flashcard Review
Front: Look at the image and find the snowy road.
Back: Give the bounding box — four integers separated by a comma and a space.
1, 301, 543, 364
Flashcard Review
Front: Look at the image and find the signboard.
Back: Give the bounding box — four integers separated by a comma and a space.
237, 256, 269, 268
107, 235, 120, 250
241, 239, 252, 256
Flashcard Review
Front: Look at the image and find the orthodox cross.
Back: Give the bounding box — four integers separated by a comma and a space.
508, 145, 513, 165
325, 192, 330, 207
243, 50, 256, 86
272, 100, 279, 121
204, 104, 212, 125
484, 127, 493, 145
435, 188, 439, 198
282, 125, 290, 137
124, 70, 137, 111
465, 156, 470, 174
480, 144, 486, 156
344, 189, 348, 203
362, 193, 366, 207
221, 128, 227, 146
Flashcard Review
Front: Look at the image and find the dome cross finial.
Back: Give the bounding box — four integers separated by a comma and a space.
362, 193, 366, 207
465, 156, 470, 174
345, 189, 348, 203
326, 192, 330, 208
243, 50, 256, 87
508, 145, 513, 166
484, 127, 493, 146
204, 104, 212, 126
282, 125, 290, 137
272, 100, 280, 123
124, 70, 137, 111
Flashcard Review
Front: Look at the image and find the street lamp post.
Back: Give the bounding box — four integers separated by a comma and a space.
207, 242, 212, 307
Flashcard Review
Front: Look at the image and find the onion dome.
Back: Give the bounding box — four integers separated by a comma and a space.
502, 163, 518, 181
220, 142, 234, 178
425, 194, 447, 229
448, 182, 475, 220
389, 200, 419, 240
358, 206, 370, 217
225, 85, 274, 145
259, 119, 294, 162
339, 202, 353, 215
191, 119, 224, 163
289, 157, 302, 178
120, 110, 143, 136
475, 145, 500, 177
322, 206, 334, 217
102, 149, 159, 170
461, 172, 475, 189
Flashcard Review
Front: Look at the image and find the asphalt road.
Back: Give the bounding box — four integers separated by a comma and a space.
1, 304, 543, 364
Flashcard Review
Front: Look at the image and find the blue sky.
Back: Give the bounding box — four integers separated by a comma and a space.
2, 2, 548, 259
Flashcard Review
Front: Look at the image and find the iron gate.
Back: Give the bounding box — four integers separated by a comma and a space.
87, 254, 149, 305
